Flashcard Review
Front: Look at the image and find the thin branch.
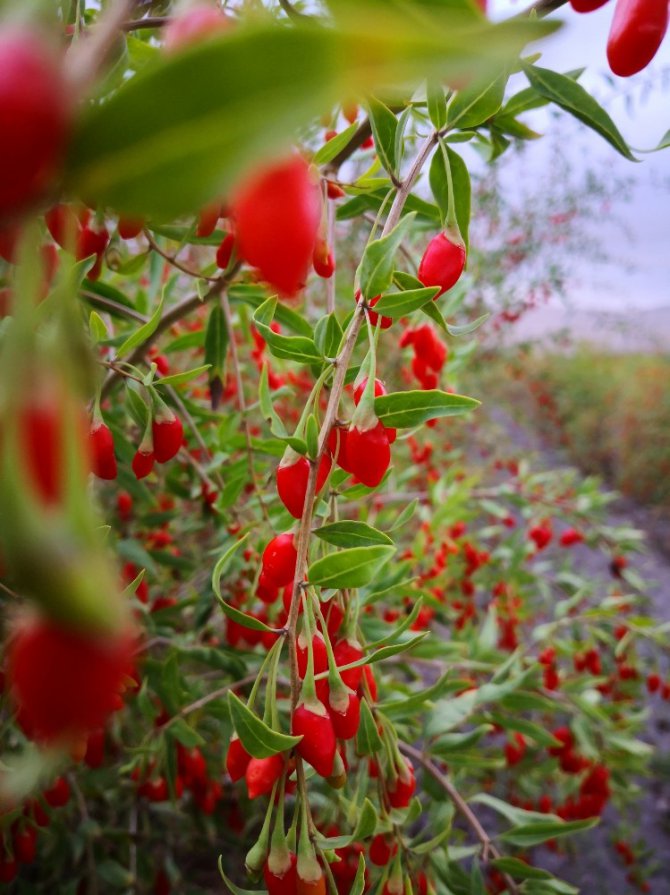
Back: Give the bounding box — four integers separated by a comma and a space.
121, 15, 170, 31
144, 231, 219, 284
399, 742, 520, 895
100, 265, 239, 398
277, 0, 309, 20
164, 384, 225, 493
82, 291, 149, 324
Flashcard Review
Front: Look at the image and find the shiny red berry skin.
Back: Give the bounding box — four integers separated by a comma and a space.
226, 735, 251, 781
245, 753, 284, 799
232, 156, 321, 297
297, 631, 329, 680
333, 638, 365, 690
264, 851, 298, 895
387, 760, 416, 808
0, 29, 71, 221
276, 452, 331, 519
569, 0, 610, 10
118, 216, 145, 239
77, 224, 109, 281
90, 421, 117, 480
152, 413, 183, 464
262, 533, 297, 587
328, 691, 361, 740
369, 833, 396, 866
132, 449, 155, 480
418, 231, 466, 297
7, 618, 134, 743
313, 239, 335, 278
164, 2, 230, 51
347, 422, 390, 487
353, 377, 387, 406
606, 0, 668, 76
327, 426, 355, 474
292, 702, 336, 777
215, 232, 235, 268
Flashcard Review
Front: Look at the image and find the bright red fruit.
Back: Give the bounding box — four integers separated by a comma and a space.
77, 223, 109, 281
232, 156, 321, 297
19, 398, 65, 505
570, 0, 610, 9
216, 232, 235, 268
334, 638, 365, 690
89, 421, 117, 480
152, 411, 184, 464
164, 2, 230, 51
297, 631, 329, 680
262, 533, 297, 587
607, 0, 668, 76
132, 449, 155, 480
226, 735, 252, 781
327, 426, 355, 474
355, 290, 392, 329
369, 833, 396, 866
328, 690, 361, 740
276, 452, 331, 519
312, 239, 335, 278
418, 231, 466, 297
84, 728, 105, 769
292, 701, 336, 777
353, 377, 387, 406
387, 759, 416, 808
118, 217, 145, 239
264, 851, 298, 895
347, 422, 391, 487
245, 753, 284, 799
7, 618, 134, 742
0, 28, 71, 221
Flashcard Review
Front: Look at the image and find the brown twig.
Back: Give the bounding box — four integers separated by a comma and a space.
399, 742, 520, 895
121, 15, 171, 31
143, 231, 219, 284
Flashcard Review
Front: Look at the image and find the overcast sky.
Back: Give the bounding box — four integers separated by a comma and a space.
492, 0, 670, 310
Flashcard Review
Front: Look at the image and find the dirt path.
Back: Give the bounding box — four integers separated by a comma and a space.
488, 407, 670, 895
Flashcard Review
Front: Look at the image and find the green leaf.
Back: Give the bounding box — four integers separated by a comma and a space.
357, 214, 416, 299
429, 146, 471, 247
212, 535, 281, 633
349, 855, 367, 895
204, 303, 229, 381
254, 297, 322, 364
314, 312, 343, 358
356, 699, 383, 755
227, 692, 302, 758
312, 122, 359, 165
308, 545, 395, 589
374, 389, 479, 428
169, 718, 206, 749
447, 70, 507, 129
218, 858, 265, 895
499, 817, 598, 848
372, 286, 440, 317
314, 521, 394, 548
490, 858, 555, 883
388, 498, 419, 531
153, 364, 211, 388
427, 79, 448, 130
367, 97, 398, 176
521, 63, 636, 162
89, 310, 108, 343
446, 313, 489, 336
116, 292, 164, 356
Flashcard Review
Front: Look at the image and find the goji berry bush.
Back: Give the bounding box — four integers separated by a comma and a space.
0, 1, 668, 893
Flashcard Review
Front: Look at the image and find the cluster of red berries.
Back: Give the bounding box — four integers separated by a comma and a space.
400, 324, 447, 390
0, 775, 72, 883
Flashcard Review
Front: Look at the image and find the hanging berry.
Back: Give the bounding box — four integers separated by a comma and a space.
226, 734, 252, 782
232, 156, 321, 297
262, 533, 298, 587
418, 231, 466, 297
292, 701, 336, 777
0, 27, 71, 221
152, 406, 184, 464
89, 420, 117, 481
7, 617, 135, 743
606, 0, 669, 76
245, 753, 284, 799
276, 450, 331, 519
347, 421, 391, 487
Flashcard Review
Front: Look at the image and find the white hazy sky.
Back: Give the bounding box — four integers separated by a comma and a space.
492, 0, 670, 310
